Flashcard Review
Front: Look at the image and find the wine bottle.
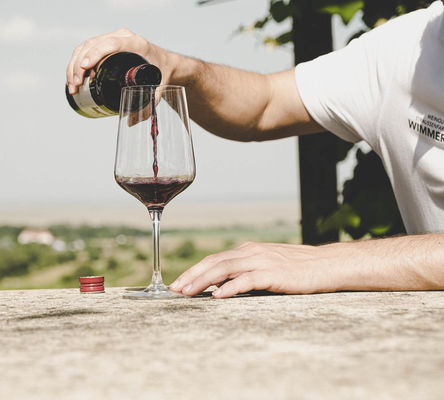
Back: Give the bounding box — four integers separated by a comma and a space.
66, 52, 162, 118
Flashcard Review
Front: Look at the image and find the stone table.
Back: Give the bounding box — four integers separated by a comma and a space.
1, 287, 444, 399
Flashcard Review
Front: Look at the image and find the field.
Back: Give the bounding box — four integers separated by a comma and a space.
0, 222, 301, 290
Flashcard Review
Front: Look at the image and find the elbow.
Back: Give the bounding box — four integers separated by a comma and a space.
236, 127, 268, 142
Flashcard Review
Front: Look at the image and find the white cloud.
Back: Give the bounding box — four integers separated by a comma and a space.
39, 25, 102, 43
2, 71, 43, 91
0, 15, 102, 45
0, 16, 35, 43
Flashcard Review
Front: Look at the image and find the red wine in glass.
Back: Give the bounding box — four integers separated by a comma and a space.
116, 177, 193, 211
116, 90, 192, 210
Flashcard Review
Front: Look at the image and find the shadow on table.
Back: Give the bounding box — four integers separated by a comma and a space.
15, 309, 105, 320
196, 290, 286, 299
125, 287, 285, 298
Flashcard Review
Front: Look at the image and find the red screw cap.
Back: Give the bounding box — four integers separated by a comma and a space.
79, 276, 105, 293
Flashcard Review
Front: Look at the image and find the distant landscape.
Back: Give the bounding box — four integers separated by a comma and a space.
0, 220, 301, 291
0, 200, 300, 229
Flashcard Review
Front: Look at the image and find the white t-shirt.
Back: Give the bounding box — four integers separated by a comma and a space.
296, 1, 444, 235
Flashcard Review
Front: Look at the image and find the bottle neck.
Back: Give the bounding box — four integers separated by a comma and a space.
124, 65, 144, 86
123, 64, 162, 87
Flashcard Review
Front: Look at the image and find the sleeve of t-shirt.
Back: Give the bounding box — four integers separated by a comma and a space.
295, 27, 391, 149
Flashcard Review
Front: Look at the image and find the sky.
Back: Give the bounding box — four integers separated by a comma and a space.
0, 0, 362, 209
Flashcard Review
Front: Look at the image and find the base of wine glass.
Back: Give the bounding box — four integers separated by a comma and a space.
123, 282, 184, 300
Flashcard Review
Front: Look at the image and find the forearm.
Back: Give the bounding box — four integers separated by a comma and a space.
67, 30, 321, 141
165, 51, 320, 141
321, 234, 444, 293
171, 233, 444, 298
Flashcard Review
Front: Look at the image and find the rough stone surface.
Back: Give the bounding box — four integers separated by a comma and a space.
1, 288, 444, 399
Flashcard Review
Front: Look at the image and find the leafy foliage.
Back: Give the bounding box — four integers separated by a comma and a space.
234, 0, 431, 30
87, 246, 102, 261
169, 240, 198, 259
134, 251, 148, 261
320, 1, 364, 24
48, 224, 149, 241
229, 0, 433, 50
106, 257, 119, 270
361, 0, 430, 27
60, 264, 97, 285
318, 150, 405, 238
0, 225, 24, 242
0, 243, 76, 280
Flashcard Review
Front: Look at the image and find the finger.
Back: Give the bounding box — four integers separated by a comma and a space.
182, 257, 251, 296
66, 44, 84, 94
172, 242, 266, 290
114, 27, 134, 38
170, 249, 245, 291
212, 271, 271, 298
67, 37, 101, 95
67, 28, 137, 90
71, 33, 122, 90
79, 27, 136, 72
77, 37, 120, 73
71, 37, 104, 89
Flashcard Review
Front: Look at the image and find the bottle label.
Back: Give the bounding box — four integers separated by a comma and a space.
71, 76, 115, 118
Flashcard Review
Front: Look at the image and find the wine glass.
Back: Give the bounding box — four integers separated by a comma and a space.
114, 85, 195, 299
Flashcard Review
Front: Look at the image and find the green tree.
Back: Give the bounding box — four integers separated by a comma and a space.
170, 240, 198, 260
199, 0, 429, 242
0, 243, 76, 280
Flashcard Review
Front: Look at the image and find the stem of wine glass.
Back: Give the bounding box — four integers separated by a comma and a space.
149, 208, 164, 287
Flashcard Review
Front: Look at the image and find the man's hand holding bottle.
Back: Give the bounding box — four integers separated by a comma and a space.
66, 28, 169, 95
